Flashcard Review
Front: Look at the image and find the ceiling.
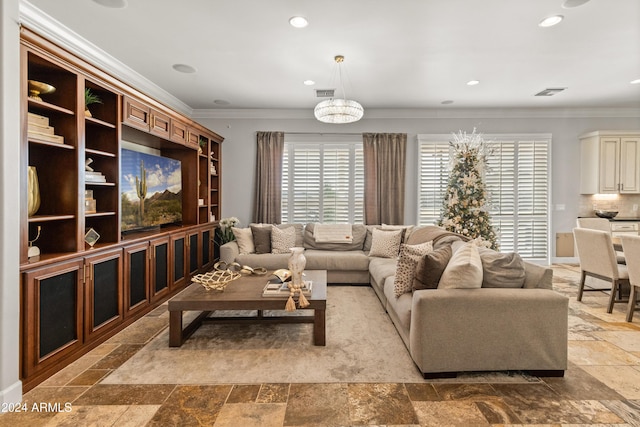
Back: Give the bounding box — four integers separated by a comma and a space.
23, 0, 640, 113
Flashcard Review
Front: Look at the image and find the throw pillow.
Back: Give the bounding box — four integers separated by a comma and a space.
413, 245, 453, 290
394, 241, 433, 297
437, 242, 483, 289
382, 224, 414, 243
369, 228, 403, 258
251, 225, 272, 254
477, 247, 526, 288
231, 227, 255, 254
271, 226, 296, 254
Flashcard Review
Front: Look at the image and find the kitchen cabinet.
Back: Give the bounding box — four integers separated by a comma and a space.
580, 131, 640, 194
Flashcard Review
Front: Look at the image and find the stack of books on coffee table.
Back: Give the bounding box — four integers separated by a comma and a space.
262, 280, 312, 297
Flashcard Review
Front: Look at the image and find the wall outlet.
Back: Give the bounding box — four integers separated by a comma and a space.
633, 204, 638, 211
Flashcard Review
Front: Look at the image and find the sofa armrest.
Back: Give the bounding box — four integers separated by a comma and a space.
409, 288, 568, 375
220, 241, 240, 264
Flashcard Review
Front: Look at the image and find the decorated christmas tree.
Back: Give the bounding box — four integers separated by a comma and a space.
437, 129, 499, 250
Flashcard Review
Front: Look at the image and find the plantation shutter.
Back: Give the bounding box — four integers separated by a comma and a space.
282, 138, 364, 224
417, 143, 450, 225
417, 134, 550, 260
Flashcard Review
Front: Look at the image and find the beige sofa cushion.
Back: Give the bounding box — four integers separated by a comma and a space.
304, 250, 370, 271
438, 242, 483, 289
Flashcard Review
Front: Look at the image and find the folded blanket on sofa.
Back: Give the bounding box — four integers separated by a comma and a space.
313, 224, 354, 243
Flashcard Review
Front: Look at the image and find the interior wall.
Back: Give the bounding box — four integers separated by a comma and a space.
199, 113, 640, 262
0, 0, 23, 404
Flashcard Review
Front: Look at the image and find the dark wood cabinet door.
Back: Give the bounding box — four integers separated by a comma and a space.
123, 242, 150, 318
84, 248, 123, 341
22, 259, 85, 378
150, 236, 170, 302
171, 232, 186, 289
186, 126, 201, 149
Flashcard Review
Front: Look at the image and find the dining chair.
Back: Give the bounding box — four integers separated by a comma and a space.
620, 235, 640, 321
573, 227, 630, 313
576, 218, 625, 264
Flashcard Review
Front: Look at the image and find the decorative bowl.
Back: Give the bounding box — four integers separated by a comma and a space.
595, 210, 618, 219
28, 80, 56, 101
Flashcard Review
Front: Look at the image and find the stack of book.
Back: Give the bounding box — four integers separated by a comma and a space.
27, 112, 65, 144
85, 171, 106, 183
262, 280, 313, 297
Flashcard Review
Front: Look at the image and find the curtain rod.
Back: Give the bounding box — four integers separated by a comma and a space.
284, 132, 363, 136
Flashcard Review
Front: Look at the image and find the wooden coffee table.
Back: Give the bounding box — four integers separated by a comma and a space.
168, 270, 327, 347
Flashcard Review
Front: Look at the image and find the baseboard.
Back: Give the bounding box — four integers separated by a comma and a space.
0, 380, 23, 405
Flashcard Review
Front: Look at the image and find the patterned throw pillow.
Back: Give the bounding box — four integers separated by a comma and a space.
369, 228, 403, 258
394, 241, 433, 297
231, 227, 255, 254
271, 226, 296, 254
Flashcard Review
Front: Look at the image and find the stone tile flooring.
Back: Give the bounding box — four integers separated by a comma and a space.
3, 264, 640, 426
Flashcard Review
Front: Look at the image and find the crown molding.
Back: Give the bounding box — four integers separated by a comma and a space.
193, 107, 640, 120
18, 0, 193, 117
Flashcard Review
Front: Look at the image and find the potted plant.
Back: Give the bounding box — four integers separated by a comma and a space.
84, 88, 102, 117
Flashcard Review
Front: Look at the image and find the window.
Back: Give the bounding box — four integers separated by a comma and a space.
418, 134, 551, 260
282, 135, 364, 223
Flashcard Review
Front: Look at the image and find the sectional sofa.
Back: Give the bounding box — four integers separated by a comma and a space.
220, 223, 569, 378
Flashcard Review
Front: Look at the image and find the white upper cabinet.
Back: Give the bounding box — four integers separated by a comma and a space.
580, 131, 640, 194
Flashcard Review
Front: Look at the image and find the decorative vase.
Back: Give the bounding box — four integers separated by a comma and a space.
27, 166, 41, 217
288, 247, 306, 286
84, 108, 92, 117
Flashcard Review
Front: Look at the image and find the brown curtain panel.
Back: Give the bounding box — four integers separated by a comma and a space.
362, 133, 407, 225
253, 131, 284, 224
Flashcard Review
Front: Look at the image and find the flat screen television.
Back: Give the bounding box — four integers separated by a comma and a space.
121, 147, 182, 232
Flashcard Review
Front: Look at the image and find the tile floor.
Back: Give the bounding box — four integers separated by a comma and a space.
2, 264, 640, 426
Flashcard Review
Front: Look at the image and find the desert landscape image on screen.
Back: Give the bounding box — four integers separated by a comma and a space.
121, 148, 182, 232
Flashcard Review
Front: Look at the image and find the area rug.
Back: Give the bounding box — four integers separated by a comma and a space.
103, 286, 539, 384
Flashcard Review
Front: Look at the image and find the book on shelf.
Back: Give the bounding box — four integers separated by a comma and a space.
28, 112, 49, 127
262, 280, 312, 297
27, 131, 64, 144
28, 123, 55, 135
85, 171, 106, 183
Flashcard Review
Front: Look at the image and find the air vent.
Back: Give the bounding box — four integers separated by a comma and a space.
535, 88, 567, 96
315, 89, 335, 98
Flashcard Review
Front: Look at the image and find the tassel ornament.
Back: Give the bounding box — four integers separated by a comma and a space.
298, 291, 310, 308
285, 295, 296, 312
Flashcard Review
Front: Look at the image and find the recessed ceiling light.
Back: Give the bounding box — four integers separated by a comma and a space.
213, 99, 230, 106
631, 79, 640, 85
289, 16, 309, 28
539, 15, 564, 27
467, 80, 480, 86
441, 100, 454, 105
172, 63, 197, 74
562, 0, 590, 8
303, 80, 315, 86
92, 0, 128, 8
